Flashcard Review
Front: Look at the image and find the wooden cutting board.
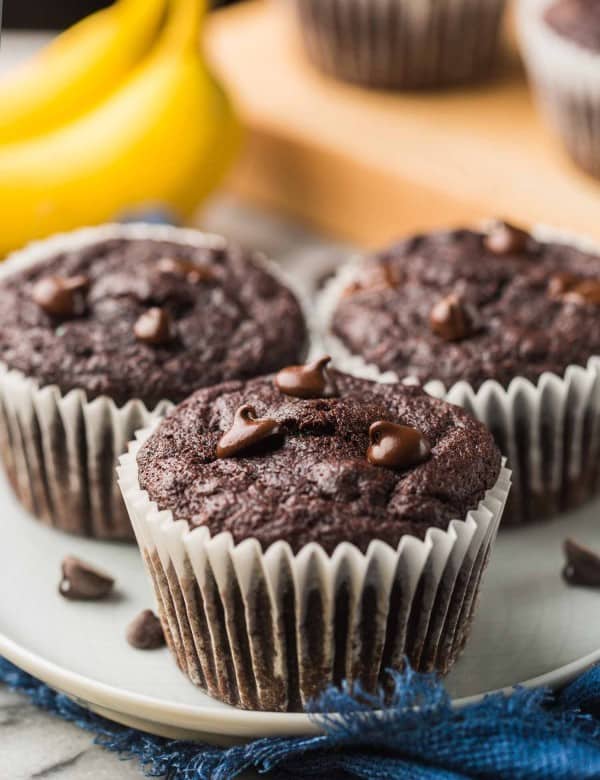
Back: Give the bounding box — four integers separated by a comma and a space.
206, 0, 600, 248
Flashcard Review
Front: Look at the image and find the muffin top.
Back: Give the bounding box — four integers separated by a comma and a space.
136, 366, 502, 554
331, 223, 600, 390
0, 236, 307, 407
545, 0, 600, 52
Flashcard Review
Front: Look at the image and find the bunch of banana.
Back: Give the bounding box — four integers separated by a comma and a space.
0, 0, 239, 255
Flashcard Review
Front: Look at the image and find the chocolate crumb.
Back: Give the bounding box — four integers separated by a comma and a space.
126, 610, 166, 650
562, 538, 600, 587
59, 556, 114, 600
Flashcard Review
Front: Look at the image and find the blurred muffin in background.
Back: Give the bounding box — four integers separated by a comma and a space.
518, 0, 600, 178
292, 0, 507, 90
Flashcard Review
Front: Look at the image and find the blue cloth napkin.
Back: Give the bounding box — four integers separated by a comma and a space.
2, 658, 600, 779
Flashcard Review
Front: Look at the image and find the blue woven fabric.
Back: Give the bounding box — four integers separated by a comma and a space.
3, 659, 600, 779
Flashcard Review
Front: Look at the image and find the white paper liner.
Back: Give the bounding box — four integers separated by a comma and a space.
317, 225, 600, 524
118, 422, 510, 712
517, 0, 600, 177
292, 0, 506, 89
0, 223, 308, 540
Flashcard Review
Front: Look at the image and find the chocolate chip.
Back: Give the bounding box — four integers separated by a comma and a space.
275, 356, 337, 399
548, 272, 581, 298
484, 220, 531, 255
126, 609, 166, 650
343, 262, 402, 297
134, 307, 173, 345
562, 538, 600, 587
157, 256, 214, 284
367, 421, 431, 470
429, 294, 477, 342
59, 556, 114, 601
32, 275, 89, 318
563, 279, 600, 306
216, 405, 279, 459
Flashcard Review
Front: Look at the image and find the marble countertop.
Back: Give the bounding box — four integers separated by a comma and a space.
1, 195, 349, 779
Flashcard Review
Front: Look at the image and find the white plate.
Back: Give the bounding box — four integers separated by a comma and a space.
1, 470, 600, 742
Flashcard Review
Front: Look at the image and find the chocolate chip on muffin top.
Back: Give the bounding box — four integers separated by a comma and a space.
136, 369, 502, 554
331, 224, 600, 390
0, 237, 307, 407
544, 0, 600, 52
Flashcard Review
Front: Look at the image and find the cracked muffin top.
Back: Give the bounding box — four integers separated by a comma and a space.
0, 235, 307, 407
136, 368, 502, 553
330, 223, 600, 389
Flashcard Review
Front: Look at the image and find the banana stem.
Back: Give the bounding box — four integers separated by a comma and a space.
161, 0, 206, 52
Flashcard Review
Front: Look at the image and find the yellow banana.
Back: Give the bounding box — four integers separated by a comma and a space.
0, 0, 167, 144
0, 0, 240, 255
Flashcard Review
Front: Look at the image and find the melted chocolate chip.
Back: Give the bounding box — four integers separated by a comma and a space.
548, 272, 581, 298
275, 356, 337, 399
59, 556, 114, 601
562, 538, 600, 587
126, 609, 166, 649
429, 294, 477, 342
157, 256, 214, 284
32, 275, 89, 318
216, 404, 279, 459
367, 421, 431, 470
563, 279, 600, 305
134, 307, 174, 345
484, 220, 531, 255
343, 263, 402, 297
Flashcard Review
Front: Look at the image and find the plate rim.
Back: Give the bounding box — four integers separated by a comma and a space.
3, 629, 600, 739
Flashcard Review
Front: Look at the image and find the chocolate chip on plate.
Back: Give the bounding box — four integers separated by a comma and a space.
32, 275, 89, 318
157, 256, 214, 284
275, 356, 337, 399
126, 609, 166, 650
429, 294, 477, 342
133, 307, 174, 345
59, 556, 114, 601
367, 421, 431, 470
216, 404, 279, 459
484, 220, 531, 255
562, 538, 600, 587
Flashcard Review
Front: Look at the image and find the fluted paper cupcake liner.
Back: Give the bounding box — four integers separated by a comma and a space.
518, 0, 600, 178
118, 424, 510, 712
292, 0, 506, 90
0, 223, 307, 540
317, 226, 600, 525
0, 364, 171, 540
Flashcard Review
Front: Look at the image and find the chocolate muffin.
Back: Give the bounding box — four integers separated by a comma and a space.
518, 0, 600, 178
324, 222, 600, 524
119, 365, 510, 711
0, 223, 307, 539
293, 0, 507, 90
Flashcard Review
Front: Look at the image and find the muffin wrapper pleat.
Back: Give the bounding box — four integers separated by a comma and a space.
118, 425, 510, 712
292, 0, 506, 89
316, 226, 600, 525
0, 363, 171, 540
518, 0, 600, 178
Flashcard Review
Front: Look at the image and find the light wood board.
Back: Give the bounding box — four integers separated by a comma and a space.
206, 0, 600, 248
